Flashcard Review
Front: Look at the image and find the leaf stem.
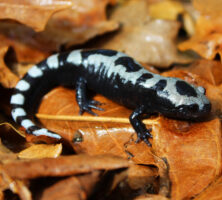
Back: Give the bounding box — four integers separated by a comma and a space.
36, 113, 158, 125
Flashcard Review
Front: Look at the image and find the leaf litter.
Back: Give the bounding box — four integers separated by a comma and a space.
0, 0, 222, 199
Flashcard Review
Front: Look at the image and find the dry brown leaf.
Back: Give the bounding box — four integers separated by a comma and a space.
178, 59, 222, 86
148, 0, 185, 20
141, 70, 222, 199
153, 157, 170, 197
178, 0, 222, 59
0, 46, 19, 88
94, 0, 192, 67
0, 139, 17, 164
47, 0, 119, 49
0, 24, 51, 63
2, 154, 129, 179
148, 0, 195, 36
193, 0, 222, 16
37, 87, 155, 165
0, 121, 28, 152
0, 166, 31, 200
18, 143, 62, 159
111, 164, 158, 194
40, 171, 101, 200
126, 164, 158, 191
0, 0, 118, 64
193, 176, 222, 200
178, 15, 222, 60
0, 123, 29, 164
152, 117, 221, 199
0, 0, 72, 32
134, 194, 170, 200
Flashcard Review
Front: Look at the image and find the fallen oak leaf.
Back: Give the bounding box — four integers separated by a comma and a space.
0, 28, 51, 63
37, 87, 156, 164
108, 164, 159, 199
178, 0, 222, 60
148, 0, 195, 36
18, 143, 62, 159
152, 117, 221, 199
145, 70, 222, 199
49, 0, 119, 49
178, 15, 222, 60
40, 171, 101, 200
148, 0, 185, 21
0, 45, 19, 88
178, 59, 222, 86
0, 122, 25, 138
0, 0, 73, 32
193, 0, 222, 16
0, 0, 118, 63
124, 164, 158, 191
94, 0, 192, 67
153, 157, 170, 198
2, 154, 129, 179
0, 166, 32, 200
193, 176, 222, 200
134, 194, 170, 200
0, 138, 17, 164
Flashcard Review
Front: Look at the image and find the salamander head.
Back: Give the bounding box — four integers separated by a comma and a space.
150, 78, 211, 120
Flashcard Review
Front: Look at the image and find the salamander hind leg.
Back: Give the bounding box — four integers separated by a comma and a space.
76, 77, 104, 116
130, 105, 153, 146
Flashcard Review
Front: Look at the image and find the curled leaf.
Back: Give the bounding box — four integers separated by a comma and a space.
148, 0, 185, 20
152, 116, 221, 199
178, 15, 222, 60
0, 46, 19, 88
40, 172, 101, 200
0, 166, 32, 200
0, 0, 72, 32
0, 0, 118, 63
95, 0, 192, 67
18, 143, 62, 159
2, 154, 129, 179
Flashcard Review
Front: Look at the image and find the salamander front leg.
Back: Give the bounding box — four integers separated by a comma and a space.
76, 77, 104, 116
130, 105, 153, 146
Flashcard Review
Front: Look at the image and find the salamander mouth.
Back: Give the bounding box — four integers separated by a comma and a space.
161, 103, 211, 121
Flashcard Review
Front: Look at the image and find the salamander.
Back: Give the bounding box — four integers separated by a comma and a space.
10, 49, 211, 146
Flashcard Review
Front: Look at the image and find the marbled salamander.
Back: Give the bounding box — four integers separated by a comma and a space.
10, 49, 211, 146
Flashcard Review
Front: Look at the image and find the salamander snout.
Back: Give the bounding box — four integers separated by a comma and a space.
176, 100, 211, 120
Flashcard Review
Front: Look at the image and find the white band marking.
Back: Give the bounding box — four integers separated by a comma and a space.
21, 119, 34, 129
47, 54, 59, 69
33, 128, 61, 139
11, 108, 26, 121
67, 50, 82, 66
28, 65, 43, 78
10, 94, 25, 105
15, 80, 30, 91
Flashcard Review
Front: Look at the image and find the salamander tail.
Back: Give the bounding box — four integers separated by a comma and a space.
10, 80, 62, 140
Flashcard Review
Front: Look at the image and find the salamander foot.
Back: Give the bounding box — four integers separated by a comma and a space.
79, 100, 104, 116
135, 128, 152, 146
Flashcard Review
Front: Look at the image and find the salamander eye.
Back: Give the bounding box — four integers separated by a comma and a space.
197, 86, 206, 95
